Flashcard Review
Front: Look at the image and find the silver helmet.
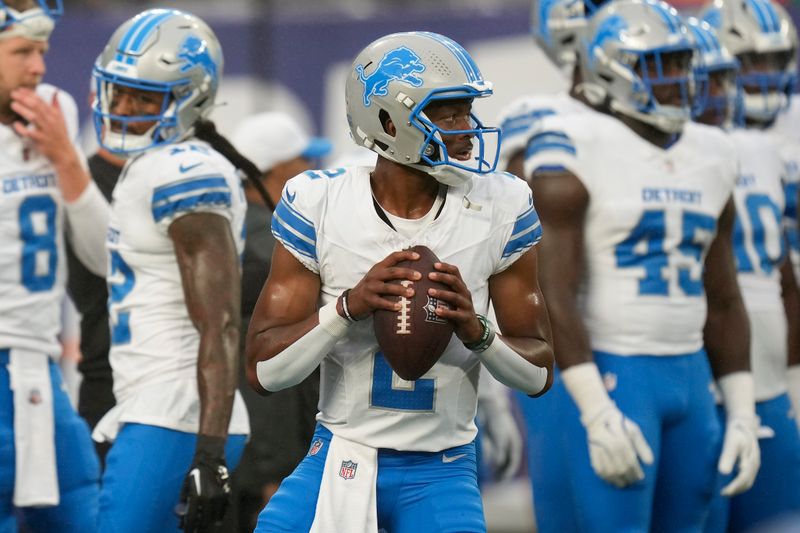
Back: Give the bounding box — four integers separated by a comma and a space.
532, 0, 611, 69
579, 0, 694, 134
344, 31, 500, 187
0, 0, 62, 41
685, 17, 739, 127
702, 0, 797, 123
92, 9, 223, 154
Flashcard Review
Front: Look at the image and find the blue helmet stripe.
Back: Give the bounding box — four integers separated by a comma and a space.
649, 1, 680, 34
417, 32, 481, 82
116, 10, 178, 65
763, 0, 781, 32
115, 11, 160, 62
747, 0, 772, 32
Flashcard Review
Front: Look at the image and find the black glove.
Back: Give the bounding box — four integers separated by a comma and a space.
177, 435, 231, 533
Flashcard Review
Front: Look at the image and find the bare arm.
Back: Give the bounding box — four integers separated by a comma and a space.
170, 212, 241, 438
529, 167, 593, 370
245, 243, 322, 395
780, 255, 800, 369
703, 197, 751, 378
489, 247, 555, 395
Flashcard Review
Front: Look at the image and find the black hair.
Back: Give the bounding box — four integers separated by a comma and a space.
194, 119, 275, 211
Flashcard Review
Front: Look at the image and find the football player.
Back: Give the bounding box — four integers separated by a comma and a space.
89, 9, 258, 533
692, 4, 800, 531
705, 0, 800, 437
518, 1, 760, 530
0, 1, 108, 531
245, 31, 554, 532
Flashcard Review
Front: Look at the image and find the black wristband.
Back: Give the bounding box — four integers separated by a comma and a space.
340, 289, 356, 322
463, 314, 496, 353
194, 434, 226, 464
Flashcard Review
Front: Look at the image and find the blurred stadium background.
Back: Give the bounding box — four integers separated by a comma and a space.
52, 1, 800, 531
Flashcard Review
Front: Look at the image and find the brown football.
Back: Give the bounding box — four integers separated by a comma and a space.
373, 245, 455, 381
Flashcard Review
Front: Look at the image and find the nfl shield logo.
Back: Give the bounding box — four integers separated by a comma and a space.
308, 439, 323, 456
339, 460, 358, 480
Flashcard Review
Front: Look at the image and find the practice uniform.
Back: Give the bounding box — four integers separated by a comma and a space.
0, 84, 101, 533
523, 110, 738, 533
256, 166, 541, 533
94, 140, 250, 533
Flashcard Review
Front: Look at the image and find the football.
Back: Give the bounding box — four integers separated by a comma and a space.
373, 245, 455, 381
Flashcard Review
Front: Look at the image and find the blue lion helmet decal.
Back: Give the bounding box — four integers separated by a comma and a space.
588, 14, 628, 66
178, 34, 218, 83
356, 46, 426, 107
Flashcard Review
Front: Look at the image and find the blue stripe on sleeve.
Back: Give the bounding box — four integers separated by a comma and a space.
152, 176, 229, 204
271, 213, 317, 261
152, 191, 232, 222
274, 200, 316, 243
503, 206, 543, 258
526, 141, 576, 159
501, 109, 556, 138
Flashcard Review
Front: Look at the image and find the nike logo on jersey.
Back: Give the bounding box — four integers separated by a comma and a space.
442, 453, 466, 464
179, 162, 203, 173
286, 189, 297, 203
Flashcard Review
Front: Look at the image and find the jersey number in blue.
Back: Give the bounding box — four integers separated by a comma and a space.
19, 195, 57, 292
615, 209, 716, 296
370, 352, 435, 411
108, 250, 135, 345
734, 193, 785, 275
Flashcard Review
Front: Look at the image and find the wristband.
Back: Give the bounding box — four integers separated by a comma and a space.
464, 314, 496, 353
339, 289, 356, 322
194, 434, 226, 463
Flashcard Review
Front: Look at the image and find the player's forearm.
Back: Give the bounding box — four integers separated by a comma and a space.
704, 299, 750, 377
196, 318, 240, 438
476, 334, 552, 396
544, 287, 594, 370
64, 181, 109, 276
779, 259, 800, 367
53, 148, 92, 202
248, 301, 350, 394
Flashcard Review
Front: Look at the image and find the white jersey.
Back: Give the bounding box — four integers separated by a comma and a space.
762, 129, 800, 282
525, 112, 738, 356
0, 84, 80, 357
271, 166, 540, 452
496, 92, 589, 166
729, 128, 789, 401
102, 139, 249, 437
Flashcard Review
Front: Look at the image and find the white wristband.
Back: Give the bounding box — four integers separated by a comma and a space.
718, 371, 756, 419
560, 362, 614, 426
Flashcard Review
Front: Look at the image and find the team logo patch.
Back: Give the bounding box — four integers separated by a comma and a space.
308, 438, 323, 456
356, 46, 426, 107
339, 460, 358, 480
424, 295, 449, 324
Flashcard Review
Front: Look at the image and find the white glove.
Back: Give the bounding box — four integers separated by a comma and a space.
562, 363, 654, 488
787, 366, 800, 431
477, 368, 523, 480
717, 372, 761, 496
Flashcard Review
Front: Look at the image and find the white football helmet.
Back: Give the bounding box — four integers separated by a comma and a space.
703, 0, 797, 123
579, 0, 695, 134
0, 0, 61, 41
345, 31, 500, 187
92, 9, 223, 154
685, 17, 739, 127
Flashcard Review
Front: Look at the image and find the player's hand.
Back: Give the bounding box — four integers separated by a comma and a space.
176, 436, 231, 533
346, 250, 422, 319
583, 404, 654, 488
477, 397, 523, 481
718, 414, 760, 496
427, 262, 483, 343
10, 88, 77, 168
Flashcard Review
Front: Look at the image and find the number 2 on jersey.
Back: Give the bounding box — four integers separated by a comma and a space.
615, 209, 716, 296
370, 352, 435, 411
108, 250, 135, 344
